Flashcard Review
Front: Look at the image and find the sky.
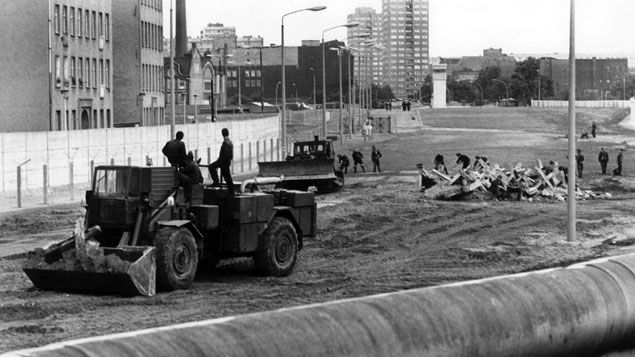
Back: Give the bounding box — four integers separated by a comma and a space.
164, 0, 635, 58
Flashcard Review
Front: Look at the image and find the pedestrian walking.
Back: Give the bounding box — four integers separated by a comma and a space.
208, 128, 234, 195
455, 153, 471, 170
338, 154, 350, 174
614, 149, 624, 176
352, 149, 366, 173
591, 122, 597, 138
371, 146, 382, 172
575, 149, 584, 179
162, 131, 187, 167
598, 148, 609, 174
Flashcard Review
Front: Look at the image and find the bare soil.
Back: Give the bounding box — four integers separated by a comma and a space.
1, 107, 635, 352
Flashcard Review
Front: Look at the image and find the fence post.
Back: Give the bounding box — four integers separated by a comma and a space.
17, 166, 21, 208
207, 147, 211, 164
270, 139, 274, 161
69, 161, 74, 201
43, 165, 48, 205
262, 140, 267, 163
194, 149, 198, 161
163, 156, 166, 167
277, 139, 280, 161
90, 160, 95, 182
248, 142, 252, 171
256, 141, 260, 164
240, 143, 244, 172
128, 157, 132, 166
110, 158, 114, 166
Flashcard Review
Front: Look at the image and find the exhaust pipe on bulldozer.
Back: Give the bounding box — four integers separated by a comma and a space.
22, 222, 156, 297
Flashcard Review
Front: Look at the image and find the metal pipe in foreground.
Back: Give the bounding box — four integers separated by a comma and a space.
7, 254, 635, 357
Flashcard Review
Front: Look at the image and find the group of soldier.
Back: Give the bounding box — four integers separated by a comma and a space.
337, 146, 383, 174
162, 128, 235, 195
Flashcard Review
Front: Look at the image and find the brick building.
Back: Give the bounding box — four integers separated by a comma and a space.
0, 0, 114, 132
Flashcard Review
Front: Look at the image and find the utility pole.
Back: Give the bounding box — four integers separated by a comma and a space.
567, 0, 576, 242
169, 0, 175, 138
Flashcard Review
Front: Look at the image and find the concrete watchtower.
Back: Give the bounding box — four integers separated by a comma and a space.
431, 64, 447, 109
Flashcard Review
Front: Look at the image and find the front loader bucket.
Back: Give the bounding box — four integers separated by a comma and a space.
258, 159, 336, 180
23, 246, 156, 297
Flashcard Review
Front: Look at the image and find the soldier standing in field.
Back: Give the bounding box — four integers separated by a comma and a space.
575, 149, 584, 179
371, 146, 382, 172
598, 148, 609, 175
352, 149, 366, 173
614, 149, 624, 176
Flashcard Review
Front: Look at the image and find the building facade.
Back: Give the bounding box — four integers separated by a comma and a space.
347, 8, 383, 87
444, 48, 517, 82
0, 0, 114, 132
112, 0, 165, 127
381, 0, 430, 99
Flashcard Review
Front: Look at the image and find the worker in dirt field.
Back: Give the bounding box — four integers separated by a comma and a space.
489, 175, 505, 200
575, 149, 584, 179
434, 154, 448, 174
162, 131, 187, 167
591, 122, 597, 138
598, 148, 609, 175
208, 128, 234, 195
371, 146, 382, 172
455, 153, 471, 170
614, 149, 624, 176
338, 154, 350, 174
351, 149, 366, 173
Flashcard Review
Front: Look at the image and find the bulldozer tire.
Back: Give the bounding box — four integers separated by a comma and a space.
155, 227, 198, 291
255, 217, 298, 277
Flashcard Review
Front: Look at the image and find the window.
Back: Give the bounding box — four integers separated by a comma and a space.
72, 110, 76, 130
55, 55, 61, 87
85, 58, 90, 88
54, 5, 60, 34
63, 56, 70, 87
92, 11, 97, 39
55, 111, 61, 131
71, 57, 76, 87
78, 57, 83, 88
92, 58, 97, 88
62, 6, 68, 34
99, 59, 104, 86
98, 12, 103, 38
85, 9, 90, 39
105, 60, 110, 89
70, 7, 75, 36
105, 14, 110, 41
77, 8, 82, 37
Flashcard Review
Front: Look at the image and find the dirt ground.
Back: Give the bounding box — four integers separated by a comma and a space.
2, 107, 635, 352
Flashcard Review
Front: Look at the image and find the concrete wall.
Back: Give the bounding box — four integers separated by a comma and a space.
532, 100, 630, 108
0, 116, 280, 193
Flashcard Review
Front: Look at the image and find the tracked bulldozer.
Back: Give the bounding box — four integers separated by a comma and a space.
23, 166, 316, 296
258, 137, 344, 194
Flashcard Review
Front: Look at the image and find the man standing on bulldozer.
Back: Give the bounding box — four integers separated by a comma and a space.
209, 128, 234, 195
162, 131, 187, 167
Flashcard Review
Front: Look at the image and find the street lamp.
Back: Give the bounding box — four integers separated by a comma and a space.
330, 47, 344, 143
204, 54, 217, 122
322, 22, 359, 139
492, 78, 509, 101
282, 5, 326, 156
193, 94, 198, 123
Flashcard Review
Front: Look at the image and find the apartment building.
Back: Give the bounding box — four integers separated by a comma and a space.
347, 8, 383, 86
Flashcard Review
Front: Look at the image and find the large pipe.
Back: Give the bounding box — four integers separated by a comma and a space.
8, 254, 635, 356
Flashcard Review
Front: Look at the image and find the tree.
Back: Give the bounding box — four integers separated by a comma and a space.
419, 75, 432, 104
447, 80, 478, 103
609, 74, 635, 100
476, 66, 506, 101
510, 57, 554, 104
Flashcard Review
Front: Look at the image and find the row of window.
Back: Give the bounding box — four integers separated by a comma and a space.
55, 55, 110, 91
55, 109, 111, 131
142, 64, 164, 92
228, 69, 262, 78
141, 0, 163, 11
141, 21, 163, 51
228, 80, 262, 88
54, 4, 110, 42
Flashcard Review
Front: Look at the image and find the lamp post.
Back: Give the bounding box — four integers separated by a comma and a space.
275, 81, 282, 108
193, 94, 198, 123
330, 47, 344, 143
169, 0, 175, 137
282, 6, 326, 156
492, 78, 509, 101
567, 0, 576, 242
322, 22, 359, 139
204, 54, 216, 122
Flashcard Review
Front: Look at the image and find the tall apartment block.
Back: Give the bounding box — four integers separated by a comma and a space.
112, 0, 165, 126
347, 8, 383, 86
381, 0, 430, 99
0, 1, 113, 132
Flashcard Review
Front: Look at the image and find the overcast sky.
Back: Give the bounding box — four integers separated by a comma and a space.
164, 0, 635, 57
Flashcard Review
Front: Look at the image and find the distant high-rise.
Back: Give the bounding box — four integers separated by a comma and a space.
381, 0, 430, 99
347, 8, 383, 87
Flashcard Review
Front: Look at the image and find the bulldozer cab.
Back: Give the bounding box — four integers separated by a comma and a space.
291, 138, 334, 160
93, 167, 140, 199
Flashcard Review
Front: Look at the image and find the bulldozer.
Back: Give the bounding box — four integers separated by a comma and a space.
257, 136, 344, 194
22, 165, 316, 296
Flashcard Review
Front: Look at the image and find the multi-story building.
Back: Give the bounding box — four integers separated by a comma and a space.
237, 35, 264, 49
444, 48, 517, 82
112, 0, 165, 127
189, 23, 237, 53
0, 0, 113, 132
347, 8, 383, 86
381, 0, 430, 99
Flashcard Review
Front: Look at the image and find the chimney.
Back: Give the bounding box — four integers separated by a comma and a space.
175, 0, 187, 58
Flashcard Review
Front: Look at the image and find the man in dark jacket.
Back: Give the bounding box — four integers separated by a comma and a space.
178, 151, 204, 200
575, 149, 584, 178
614, 149, 624, 176
371, 146, 382, 172
598, 148, 609, 174
208, 128, 234, 194
338, 154, 350, 173
456, 153, 470, 169
352, 149, 365, 173
162, 131, 187, 167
